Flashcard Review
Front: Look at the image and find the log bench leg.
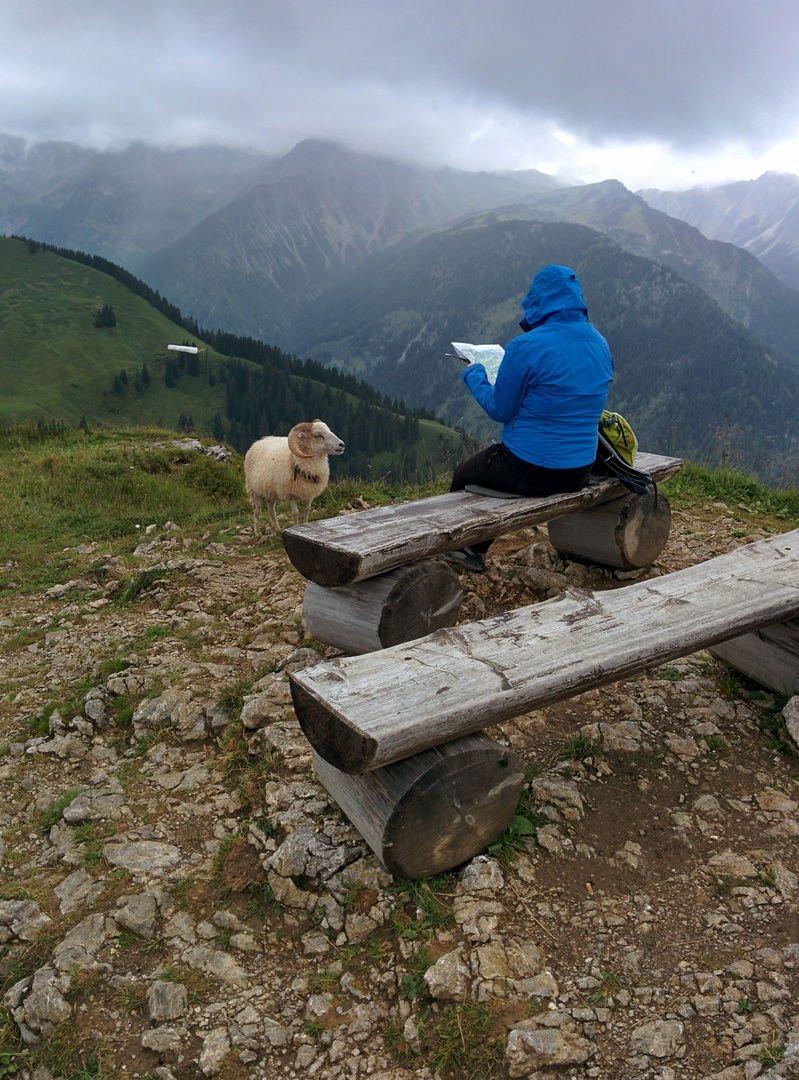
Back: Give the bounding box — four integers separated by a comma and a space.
709, 617, 799, 697
312, 734, 525, 879
547, 490, 671, 570
302, 559, 463, 655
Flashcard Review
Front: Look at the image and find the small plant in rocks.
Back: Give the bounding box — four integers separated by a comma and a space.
759, 865, 778, 889
757, 1043, 786, 1068
429, 1001, 505, 1080
488, 787, 542, 861
588, 969, 628, 1008
399, 947, 431, 1001
389, 876, 455, 939
310, 968, 339, 993
704, 734, 728, 752
560, 733, 604, 761
37, 789, 82, 832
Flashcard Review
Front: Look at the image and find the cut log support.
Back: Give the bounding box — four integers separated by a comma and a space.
709, 617, 799, 697
290, 530, 799, 773
313, 734, 525, 878
548, 491, 671, 570
303, 560, 463, 655
282, 453, 683, 587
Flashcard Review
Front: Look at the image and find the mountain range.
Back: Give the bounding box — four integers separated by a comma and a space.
3, 134, 799, 483
640, 172, 799, 293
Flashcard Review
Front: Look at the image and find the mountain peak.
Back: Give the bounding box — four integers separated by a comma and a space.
268, 139, 351, 179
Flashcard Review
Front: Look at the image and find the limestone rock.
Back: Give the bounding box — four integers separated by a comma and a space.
424, 948, 471, 1001
148, 980, 189, 1022
506, 1014, 594, 1075
630, 1018, 686, 1058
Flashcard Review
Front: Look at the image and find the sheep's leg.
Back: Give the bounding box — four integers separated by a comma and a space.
267, 501, 282, 535
302, 498, 314, 524
251, 494, 263, 538
289, 500, 300, 527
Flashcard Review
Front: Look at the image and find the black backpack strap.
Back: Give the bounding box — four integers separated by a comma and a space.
593, 430, 658, 507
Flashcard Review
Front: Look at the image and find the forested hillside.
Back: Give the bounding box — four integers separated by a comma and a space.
289, 218, 799, 485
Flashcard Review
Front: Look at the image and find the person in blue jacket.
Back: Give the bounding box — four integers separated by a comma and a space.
444, 264, 614, 571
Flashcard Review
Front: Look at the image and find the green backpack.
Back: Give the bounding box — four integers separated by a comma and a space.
599, 410, 638, 466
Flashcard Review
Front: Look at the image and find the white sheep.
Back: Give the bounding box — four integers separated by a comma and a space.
244, 419, 345, 537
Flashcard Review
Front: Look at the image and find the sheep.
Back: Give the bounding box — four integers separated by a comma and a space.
244, 419, 345, 537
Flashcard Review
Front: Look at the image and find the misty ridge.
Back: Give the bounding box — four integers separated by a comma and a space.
2, 134, 799, 484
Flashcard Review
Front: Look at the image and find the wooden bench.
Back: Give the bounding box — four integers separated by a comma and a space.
284, 452, 683, 654
290, 530, 799, 877
284, 452, 683, 587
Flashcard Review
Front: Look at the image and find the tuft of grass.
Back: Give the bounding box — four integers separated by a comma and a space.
217, 718, 279, 790
310, 968, 339, 994
429, 1002, 505, 1080
117, 984, 148, 1015
560, 733, 604, 761
659, 667, 685, 682
587, 969, 628, 1008
389, 875, 455, 940
302, 1019, 329, 1041
368, 934, 394, 964
72, 821, 117, 868
757, 1044, 786, 1068
37, 789, 83, 832
758, 865, 778, 890
0, 1006, 29, 1076
217, 674, 260, 719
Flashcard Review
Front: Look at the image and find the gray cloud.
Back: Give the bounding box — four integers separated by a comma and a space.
2, 0, 798, 185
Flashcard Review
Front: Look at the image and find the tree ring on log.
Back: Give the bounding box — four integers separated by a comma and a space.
303, 560, 463, 654
548, 490, 671, 570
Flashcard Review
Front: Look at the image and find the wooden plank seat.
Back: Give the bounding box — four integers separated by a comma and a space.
290, 529, 799, 775
282, 452, 684, 588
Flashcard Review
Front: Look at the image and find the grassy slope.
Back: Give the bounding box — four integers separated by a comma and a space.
0, 237, 232, 430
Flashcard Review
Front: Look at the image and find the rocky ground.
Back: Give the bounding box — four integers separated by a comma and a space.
1, 495, 799, 1080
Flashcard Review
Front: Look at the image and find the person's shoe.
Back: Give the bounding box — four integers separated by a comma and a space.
439, 547, 487, 573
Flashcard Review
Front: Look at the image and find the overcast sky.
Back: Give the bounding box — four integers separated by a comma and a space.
2, 0, 798, 190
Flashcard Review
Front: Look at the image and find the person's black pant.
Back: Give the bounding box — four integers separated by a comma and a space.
450, 443, 592, 554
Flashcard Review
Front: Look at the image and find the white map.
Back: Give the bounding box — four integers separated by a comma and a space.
450, 342, 505, 385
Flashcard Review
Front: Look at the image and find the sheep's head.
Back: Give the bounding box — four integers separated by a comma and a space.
288, 420, 345, 459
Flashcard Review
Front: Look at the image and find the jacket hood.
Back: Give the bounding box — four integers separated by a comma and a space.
521, 265, 589, 329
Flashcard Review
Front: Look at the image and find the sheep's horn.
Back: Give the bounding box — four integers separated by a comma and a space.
287, 425, 314, 458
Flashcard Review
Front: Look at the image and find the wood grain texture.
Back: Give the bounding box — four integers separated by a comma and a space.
548, 491, 671, 570
312, 735, 525, 878
282, 453, 683, 586
709, 617, 799, 696
302, 560, 463, 654
290, 530, 799, 773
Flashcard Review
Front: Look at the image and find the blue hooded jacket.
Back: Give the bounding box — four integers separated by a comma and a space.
462, 265, 614, 468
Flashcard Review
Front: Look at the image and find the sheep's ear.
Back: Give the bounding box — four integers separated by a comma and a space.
288, 423, 314, 458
